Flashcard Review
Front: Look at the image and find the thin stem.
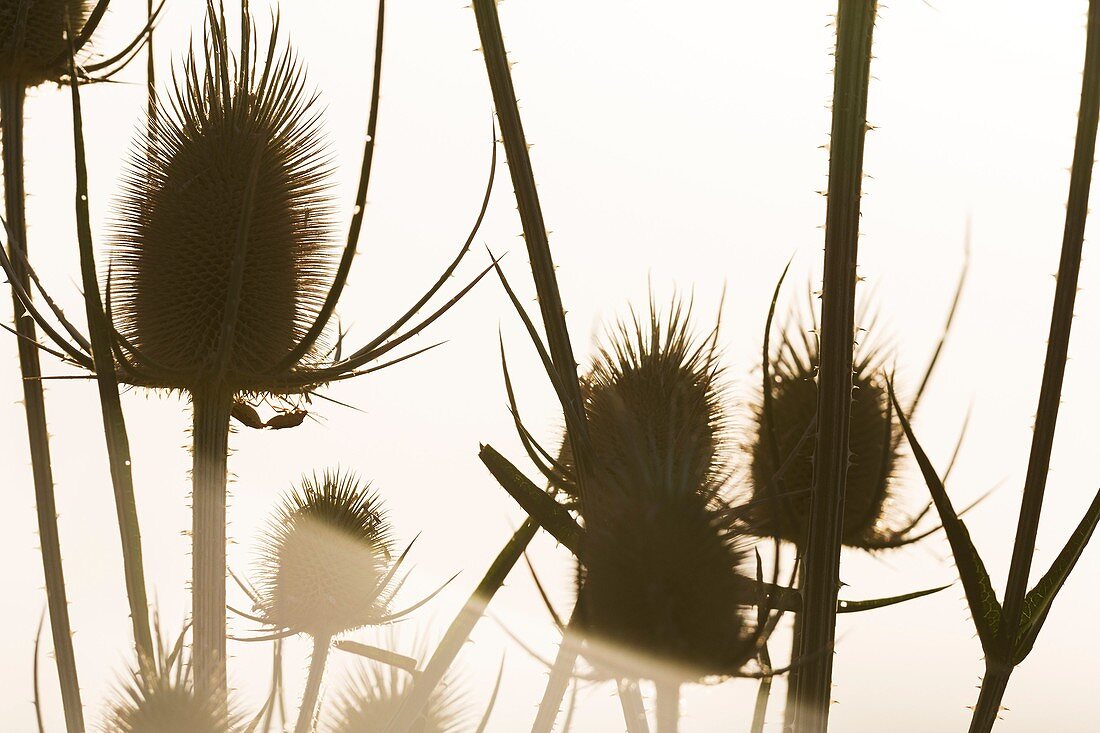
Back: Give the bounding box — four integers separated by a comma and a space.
617, 679, 651, 733
1001, 0, 1100, 644
294, 634, 332, 733
968, 662, 1012, 733
191, 385, 233, 710
795, 3, 877, 732
68, 44, 154, 676
531, 605, 582, 733
782, 594, 804, 733
655, 680, 680, 733
2, 80, 86, 733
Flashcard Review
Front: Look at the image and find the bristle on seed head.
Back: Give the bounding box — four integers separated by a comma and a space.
0, 0, 91, 87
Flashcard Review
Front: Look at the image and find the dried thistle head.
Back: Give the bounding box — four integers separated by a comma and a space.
0, 0, 90, 87
109, 4, 335, 394
555, 300, 729, 507
746, 301, 905, 549
252, 470, 396, 639
560, 301, 757, 682
327, 635, 472, 733
101, 626, 237, 733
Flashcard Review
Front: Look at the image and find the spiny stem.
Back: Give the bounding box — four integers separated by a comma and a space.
795, 2, 877, 732
2, 79, 86, 733
968, 662, 1012, 733
385, 519, 538, 732
294, 635, 332, 733
191, 385, 233, 710
655, 680, 680, 733
68, 42, 154, 677
531, 605, 582, 733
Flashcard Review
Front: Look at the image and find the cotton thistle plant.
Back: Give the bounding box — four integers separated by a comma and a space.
1, 0, 494, 709
231, 470, 454, 733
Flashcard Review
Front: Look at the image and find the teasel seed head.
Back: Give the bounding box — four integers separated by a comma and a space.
253, 470, 397, 639
327, 635, 472, 733
562, 301, 758, 682
0, 0, 91, 87
102, 626, 237, 733
109, 6, 336, 394
747, 303, 904, 549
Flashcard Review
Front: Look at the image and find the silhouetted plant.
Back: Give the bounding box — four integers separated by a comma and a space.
1, 2, 157, 727
232, 470, 452, 733
1, 0, 493, 708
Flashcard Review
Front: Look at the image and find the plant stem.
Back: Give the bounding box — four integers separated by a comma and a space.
655, 680, 680, 733
1000, 0, 1100, 647
782, 603, 803, 732
2, 79, 86, 733
794, 3, 877, 732
531, 606, 582, 733
968, 662, 1012, 733
385, 519, 539, 732
191, 385, 233, 709
67, 51, 154, 677
617, 679, 651, 733
294, 634, 332, 733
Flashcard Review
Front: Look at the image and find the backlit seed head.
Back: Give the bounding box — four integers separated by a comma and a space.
562, 302, 756, 682
109, 6, 335, 393
556, 300, 729, 508
102, 631, 236, 733
328, 638, 471, 733
746, 305, 902, 549
254, 470, 395, 639
0, 0, 90, 87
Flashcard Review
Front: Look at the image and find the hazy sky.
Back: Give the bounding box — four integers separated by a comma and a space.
3, 1, 1099, 731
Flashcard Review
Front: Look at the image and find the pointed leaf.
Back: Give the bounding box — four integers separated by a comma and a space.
836, 585, 951, 614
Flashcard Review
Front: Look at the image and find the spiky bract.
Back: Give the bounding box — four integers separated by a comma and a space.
102, 628, 235, 733
562, 303, 756, 682
254, 470, 396, 638
109, 8, 335, 393
328, 661, 470, 733
747, 306, 902, 548
0, 0, 89, 87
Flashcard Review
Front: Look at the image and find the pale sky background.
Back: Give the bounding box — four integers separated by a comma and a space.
3, 1, 1100, 731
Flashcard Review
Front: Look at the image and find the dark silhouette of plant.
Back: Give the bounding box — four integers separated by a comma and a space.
231, 470, 453, 733
1, 2, 159, 726
2, 0, 494, 709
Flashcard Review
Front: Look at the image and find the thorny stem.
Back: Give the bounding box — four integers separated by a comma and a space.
531, 605, 582, 733
617, 679, 651, 733
2, 79, 86, 733
794, 3, 877, 732
969, 661, 1012, 733
655, 680, 680, 733
385, 519, 539, 732
294, 634, 332, 733
191, 385, 233, 711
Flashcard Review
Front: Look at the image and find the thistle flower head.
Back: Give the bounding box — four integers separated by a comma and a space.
102, 626, 236, 733
0, 0, 90, 87
327, 639, 472, 733
746, 302, 905, 549
561, 301, 757, 682
252, 470, 396, 639
109, 4, 335, 394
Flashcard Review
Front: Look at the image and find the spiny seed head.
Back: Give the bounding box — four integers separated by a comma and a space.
556, 300, 729, 508
102, 635, 236, 733
0, 1, 90, 87
109, 6, 335, 393
328, 656, 470, 733
563, 301, 755, 682
746, 305, 903, 549
254, 470, 395, 639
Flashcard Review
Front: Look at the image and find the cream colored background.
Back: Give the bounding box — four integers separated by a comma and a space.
2, 1, 1098, 730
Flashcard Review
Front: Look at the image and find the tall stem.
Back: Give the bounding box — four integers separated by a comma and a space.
655, 680, 680, 733
2, 79, 86, 733
191, 386, 232, 708
294, 635, 332, 733
794, 3, 877, 732
783, 595, 804, 732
